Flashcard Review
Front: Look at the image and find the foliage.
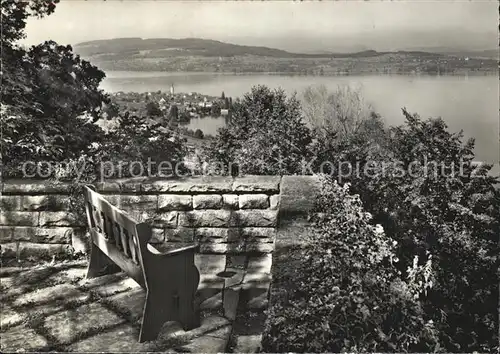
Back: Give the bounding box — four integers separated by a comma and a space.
349, 109, 500, 352
194, 129, 204, 139
205, 85, 312, 175
262, 176, 439, 352
210, 101, 221, 117
146, 100, 162, 117
1, 0, 109, 178
302, 84, 380, 140
98, 112, 188, 179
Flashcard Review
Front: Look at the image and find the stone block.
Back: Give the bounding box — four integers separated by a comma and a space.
199, 242, 245, 254
0, 196, 22, 210
241, 227, 276, 241
104, 195, 157, 210
39, 211, 85, 227
150, 228, 165, 243
94, 181, 121, 192
72, 229, 90, 254
2, 181, 71, 194
232, 176, 281, 193
141, 176, 233, 193
0, 325, 48, 352
179, 210, 231, 227
239, 194, 269, 209
164, 227, 195, 242
95, 179, 142, 193
195, 228, 240, 243
17, 243, 71, 259
222, 194, 239, 209
5, 195, 70, 211
11, 226, 79, 243
0, 211, 39, 226
158, 195, 192, 211
128, 211, 178, 228
193, 194, 223, 209
245, 242, 274, 254
0, 226, 13, 242
233, 210, 278, 227
0, 242, 17, 258
44, 302, 125, 344
270, 195, 280, 210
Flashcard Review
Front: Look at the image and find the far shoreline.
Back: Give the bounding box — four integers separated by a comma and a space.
103, 70, 498, 79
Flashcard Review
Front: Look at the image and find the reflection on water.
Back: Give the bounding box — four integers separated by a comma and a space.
181, 115, 230, 136
101, 72, 499, 164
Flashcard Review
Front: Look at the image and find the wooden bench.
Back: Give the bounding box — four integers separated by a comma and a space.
83, 186, 200, 342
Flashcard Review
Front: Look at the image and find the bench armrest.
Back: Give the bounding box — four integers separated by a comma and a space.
146, 242, 199, 257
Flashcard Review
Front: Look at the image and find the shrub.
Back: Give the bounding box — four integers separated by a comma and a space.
262, 175, 439, 352
194, 129, 204, 139
205, 85, 312, 175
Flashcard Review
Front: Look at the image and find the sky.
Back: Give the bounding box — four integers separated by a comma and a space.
23, 0, 498, 52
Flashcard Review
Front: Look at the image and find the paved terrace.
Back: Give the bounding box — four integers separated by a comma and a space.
0, 176, 320, 352
1, 253, 271, 353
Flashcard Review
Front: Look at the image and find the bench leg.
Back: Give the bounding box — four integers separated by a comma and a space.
86, 242, 121, 279
178, 266, 200, 331
139, 291, 173, 342
178, 293, 200, 331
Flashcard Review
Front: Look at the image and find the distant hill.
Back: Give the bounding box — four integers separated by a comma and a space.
73, 37, 497, 75
403, 47, 498, 60
74, 37, 443, 60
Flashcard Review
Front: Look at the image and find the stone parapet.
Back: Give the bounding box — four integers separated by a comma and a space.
0, 175, 321, 259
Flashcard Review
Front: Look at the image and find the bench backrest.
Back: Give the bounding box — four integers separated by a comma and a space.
83, 185, 151, 289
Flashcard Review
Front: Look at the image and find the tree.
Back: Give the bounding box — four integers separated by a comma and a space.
210, 102, 221, 117
205, 85, 312, 175
345, 109, 499, 352
1, 0, 109, 178
194, 129, 204, 139
302, 84, 377, 140
146, 101, 162, 117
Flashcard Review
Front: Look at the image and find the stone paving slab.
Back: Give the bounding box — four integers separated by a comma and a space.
83, 272, 141, 296
232, 334, 263, 353
0, 304, 23, 329
0, 251, 273, 353
247, 254, 273, 274
13, 283, 88, 307
67, 324, 161, 352
195, 254, 226, 274
0, 324, 49, 352
43, 302, 126, 344
105, 287, 146, 323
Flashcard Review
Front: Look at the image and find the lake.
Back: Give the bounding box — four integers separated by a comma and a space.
101, 72, 499, 165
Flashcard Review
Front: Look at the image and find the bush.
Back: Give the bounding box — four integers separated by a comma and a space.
205, 85, 312, 175
262, 176, 439, 352
194, 129, 204, 139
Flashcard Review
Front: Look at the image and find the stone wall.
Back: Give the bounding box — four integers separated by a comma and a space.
1, 176, 309, 259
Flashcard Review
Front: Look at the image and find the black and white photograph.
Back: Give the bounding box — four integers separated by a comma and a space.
0, 0, 498, 352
